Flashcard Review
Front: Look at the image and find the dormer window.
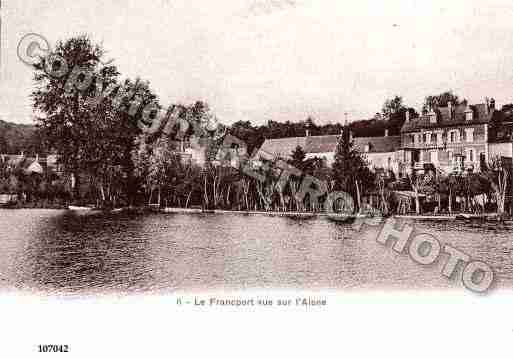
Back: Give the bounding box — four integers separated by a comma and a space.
465, 106, 473, 121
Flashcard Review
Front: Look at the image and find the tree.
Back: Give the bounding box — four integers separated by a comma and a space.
32, 36, 118, 201
32, 35, 159, 206
382, 95, 405, 116
422, 91, 462, 113
0, 134, 8, 153
132, 134, 179, 207
332, 127, 375, 212
480, 157, 510, 216
290, 145, 307, 171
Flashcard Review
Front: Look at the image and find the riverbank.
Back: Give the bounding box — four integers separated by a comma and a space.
0, 202, 68, 210
2, 204, 511, 223
159, 207, 512, 222
160, 207, 361, 221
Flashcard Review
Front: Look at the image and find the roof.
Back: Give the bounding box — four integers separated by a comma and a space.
305, 135, 340, 153
353, 136, 401, 153
0, 154, 48, 173
401, 103, 494, 133
256, 134, 400, 160
257, 137, 307, 160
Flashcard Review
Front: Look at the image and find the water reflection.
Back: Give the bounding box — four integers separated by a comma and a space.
0, 209, 511, 295
16, 212, 155, 294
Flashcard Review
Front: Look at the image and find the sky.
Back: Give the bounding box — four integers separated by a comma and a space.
2, 0, 513, 125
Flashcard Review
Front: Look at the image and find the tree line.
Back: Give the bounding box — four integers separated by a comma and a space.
1, 35, 511, 215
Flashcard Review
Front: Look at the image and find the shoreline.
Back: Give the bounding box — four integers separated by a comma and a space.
2, 205, 511, 222
159, 207, 511, 222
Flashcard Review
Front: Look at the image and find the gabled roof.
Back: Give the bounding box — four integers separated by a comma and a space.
305, 135, 340, 153
256, 134, 401, 160
257, 137, 307, 160
401, 103, 494, 133
353, 136, 401, 153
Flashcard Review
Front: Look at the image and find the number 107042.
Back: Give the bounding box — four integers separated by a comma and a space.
38, 345, 69, 353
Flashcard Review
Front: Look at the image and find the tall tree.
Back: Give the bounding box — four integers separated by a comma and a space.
32, 35, 159, 206
332, 127, 375, 212
32, 35, 119, 200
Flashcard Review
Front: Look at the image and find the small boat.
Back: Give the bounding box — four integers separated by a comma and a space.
68, 205, 95, 211
0, 194, 17, 206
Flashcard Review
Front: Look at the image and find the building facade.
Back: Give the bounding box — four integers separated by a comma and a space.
256, 132, 402, 175
400, 100, 495, 175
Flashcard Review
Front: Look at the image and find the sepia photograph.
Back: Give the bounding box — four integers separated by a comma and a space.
1, 0, 513, 357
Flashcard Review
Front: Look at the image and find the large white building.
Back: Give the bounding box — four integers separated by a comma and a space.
256, 131, 402, 175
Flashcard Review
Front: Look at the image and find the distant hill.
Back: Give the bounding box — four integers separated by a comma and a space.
0, 119, 45, 155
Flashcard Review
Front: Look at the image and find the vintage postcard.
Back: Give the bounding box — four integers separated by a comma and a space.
1, 0, 512, 357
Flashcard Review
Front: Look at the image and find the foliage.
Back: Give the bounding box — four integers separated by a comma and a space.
31, 35, 159, 206
332, 127, 375, 210
382, 95, 405, 115
422, 91, 462, 113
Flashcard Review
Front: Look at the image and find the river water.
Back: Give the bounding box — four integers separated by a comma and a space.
0, 209, 512, 295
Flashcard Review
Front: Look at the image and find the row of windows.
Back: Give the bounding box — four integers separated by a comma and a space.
409, 128, 475, 145
426, 148, 482, 163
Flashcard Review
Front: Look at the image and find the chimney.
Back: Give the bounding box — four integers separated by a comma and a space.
490, 98, 496, 111
405, 111, 410, 122
384, 129, 389, 137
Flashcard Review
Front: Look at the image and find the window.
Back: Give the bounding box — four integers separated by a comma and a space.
423, 133, 427, 143
465, 148, 474, 162
449, 130, 460, 143
431, 133, 437, 144
465, 128, 474, 143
